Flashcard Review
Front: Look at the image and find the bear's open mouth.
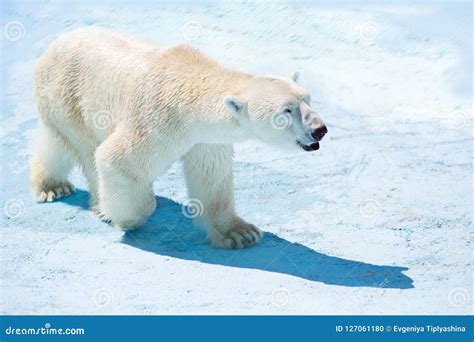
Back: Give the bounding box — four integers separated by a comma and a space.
297, 141, 320, 152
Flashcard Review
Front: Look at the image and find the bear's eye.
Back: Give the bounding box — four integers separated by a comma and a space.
283, 108, 292, 114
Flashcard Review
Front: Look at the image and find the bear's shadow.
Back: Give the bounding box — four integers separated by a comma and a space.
62, 189, 414, 289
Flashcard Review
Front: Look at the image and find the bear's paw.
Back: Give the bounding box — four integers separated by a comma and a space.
210, 220, 263, 249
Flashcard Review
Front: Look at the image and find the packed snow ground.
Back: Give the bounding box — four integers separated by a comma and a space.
1, 1, 472, 314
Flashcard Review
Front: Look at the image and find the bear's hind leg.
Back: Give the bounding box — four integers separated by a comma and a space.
182, 144, 263, 249
29, 122, 75, 202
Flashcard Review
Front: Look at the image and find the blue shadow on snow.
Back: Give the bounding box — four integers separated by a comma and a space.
61, 189, 414, 289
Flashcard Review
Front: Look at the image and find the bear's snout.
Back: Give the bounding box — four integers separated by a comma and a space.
311, 125, 328, 141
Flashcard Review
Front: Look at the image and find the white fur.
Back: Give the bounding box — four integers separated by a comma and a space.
30, 27, 323, 248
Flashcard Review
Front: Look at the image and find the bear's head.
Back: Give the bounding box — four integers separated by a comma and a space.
224, 72, 327, 152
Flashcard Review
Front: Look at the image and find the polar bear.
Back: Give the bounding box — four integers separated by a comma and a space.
30, 27, 327, 249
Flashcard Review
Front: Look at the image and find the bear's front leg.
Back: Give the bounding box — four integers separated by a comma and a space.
95, 130, 157, 229
182, 144, 263, 249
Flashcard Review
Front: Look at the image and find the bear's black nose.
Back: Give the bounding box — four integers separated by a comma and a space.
311, 125, 328, 141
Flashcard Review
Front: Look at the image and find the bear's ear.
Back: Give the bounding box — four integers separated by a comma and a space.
224, 95, 247, 118
290, 71, 300, 82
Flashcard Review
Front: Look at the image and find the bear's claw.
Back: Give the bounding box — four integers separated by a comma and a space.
211, 221, 263, 249
35, 181, 75, 203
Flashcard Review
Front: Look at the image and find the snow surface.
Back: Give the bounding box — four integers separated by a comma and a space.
1, 1, 472, 314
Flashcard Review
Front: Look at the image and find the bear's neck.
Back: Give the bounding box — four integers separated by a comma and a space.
184, 67, 254, 144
